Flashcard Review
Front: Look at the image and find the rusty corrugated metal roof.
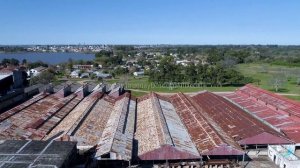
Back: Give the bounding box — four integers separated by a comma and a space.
224, 85, 300, 143
169, 93, 244, 156
45, 89, 103, 140
0, 92, 73, 140
192, 91, 291, 145
70, 94, 114, 146
95, 93, 135, 160
241, 84, 300, 117
0, 92, 49, 123
159, 98, 199, 157
135, 93, 201, 160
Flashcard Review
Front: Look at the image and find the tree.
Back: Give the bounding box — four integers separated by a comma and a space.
207, 48, 222, 64
269, 73, 286, 92
113, 67, 129, 75
30, 70, 55, 85
22, 59, 27, 65
67, 58, 73, 70
10, 58, 19, 66
220, 57, 237, 68
90, 73, 97, 80
95, 50, 123, 67
1, 58, 19, 66
27, 61, 48, 69
297, 78, 300, 85
93, 62, 99, 68
119, 74, 129, 87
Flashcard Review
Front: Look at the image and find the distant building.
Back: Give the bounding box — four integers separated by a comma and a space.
176, 60, 191, 66
268, 145, 300, 168
93, 71, 112, 79
27, 66, 47, 77
73, 64, 93, 70
133, 71, 144, 77
80, 72, 89, 78
0, 68, 28, 94
70, 70, 80, 78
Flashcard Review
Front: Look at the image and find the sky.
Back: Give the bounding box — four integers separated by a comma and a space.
0, 0, 300, 45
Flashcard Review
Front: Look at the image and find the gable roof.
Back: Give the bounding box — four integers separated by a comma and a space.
192, 91, 292, 145
169, 93, 244, 156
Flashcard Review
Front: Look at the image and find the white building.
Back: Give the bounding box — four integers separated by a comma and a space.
176, 60, 191, 66
70, 70, 80, 78
80, 73, 89, 78
133, 71, 144, 77
27, 66, 47, 77
93, 71, 112, 79
268, 145, 300, 168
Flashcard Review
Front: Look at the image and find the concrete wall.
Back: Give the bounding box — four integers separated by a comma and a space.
268, 145, 300, 168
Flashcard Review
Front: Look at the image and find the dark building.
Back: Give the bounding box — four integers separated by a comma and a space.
0, 140, 77, 168
0, 69, 28, 95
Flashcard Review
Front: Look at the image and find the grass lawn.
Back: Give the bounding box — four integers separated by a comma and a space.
61, 63, 300, 101
130, 90, 148, 97
237, 63, 300, 95
106, 76, 237, 93
284, 95, 300, 101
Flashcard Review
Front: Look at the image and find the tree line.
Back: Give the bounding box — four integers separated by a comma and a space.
149, 57, 253, 87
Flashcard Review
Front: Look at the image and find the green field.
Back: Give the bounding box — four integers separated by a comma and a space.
106, 63, 300, 97
106, 76, 238, 93
66, 63, 300, 101
237, 63, 300, 94
284, 95, 300, 101
130, 90, 148, 97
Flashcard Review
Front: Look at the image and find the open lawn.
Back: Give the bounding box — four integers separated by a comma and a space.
284, 95, 300, 101
106, 76, 238, 93
237, 63, 300, 95
130, 90, 148, 97
61, 63, 300, 101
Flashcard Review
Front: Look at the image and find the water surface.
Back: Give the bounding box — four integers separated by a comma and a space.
0, 52, 95, 64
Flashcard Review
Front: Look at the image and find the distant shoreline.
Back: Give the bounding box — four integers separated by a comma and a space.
0, 52, 95, 64
0, 51, 96, 54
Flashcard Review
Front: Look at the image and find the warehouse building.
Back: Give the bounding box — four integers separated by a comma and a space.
0, 83, 300, 167
224, 84, 300, 167
0, 140, 77, 168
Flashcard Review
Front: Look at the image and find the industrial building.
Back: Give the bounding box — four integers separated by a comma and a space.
224, 84, 300, 168
0, 140, 77, 168
0, 83, 300, 167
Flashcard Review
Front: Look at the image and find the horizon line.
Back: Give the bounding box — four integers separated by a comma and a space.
1, 43, 300, 46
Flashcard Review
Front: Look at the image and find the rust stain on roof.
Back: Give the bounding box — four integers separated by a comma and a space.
135, 93, 201, 160
45, 89, 103, 140
169, 93, 243, 156
224, 84, 300, 143
192, 91, 290, 145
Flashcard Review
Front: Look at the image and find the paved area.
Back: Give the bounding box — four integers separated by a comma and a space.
244, 156, 277, 168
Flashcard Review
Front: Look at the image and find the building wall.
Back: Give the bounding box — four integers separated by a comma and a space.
268, 145, 300, 168
0, 75, 13, 94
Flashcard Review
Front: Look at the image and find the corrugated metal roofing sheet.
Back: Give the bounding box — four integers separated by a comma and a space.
192, 91, 291, 145
0, 92, 73, 140
135, 93, 201, 160
44, 89, 102, 140
169, 93, 244, 156
159, 99, 199, 157
224, 84, 300, 143
96, 93, 135, 160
